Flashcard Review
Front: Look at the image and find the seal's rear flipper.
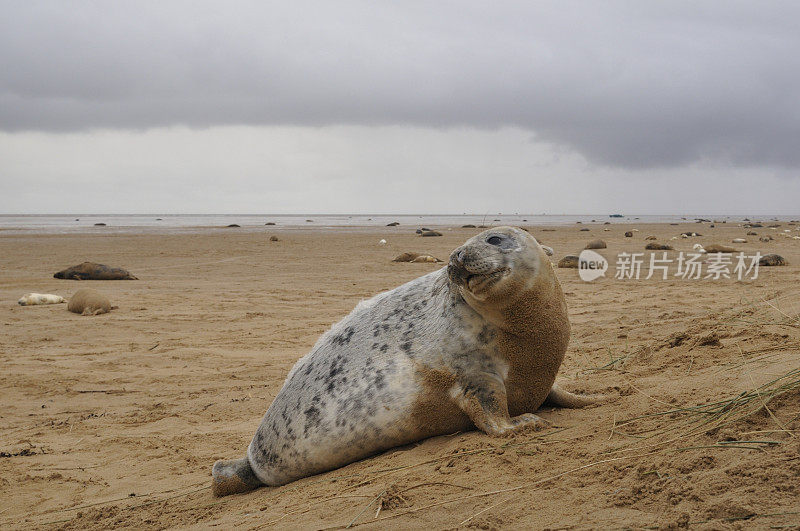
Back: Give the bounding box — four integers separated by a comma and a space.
212, 457, 263, 497
544, 383, 602, 408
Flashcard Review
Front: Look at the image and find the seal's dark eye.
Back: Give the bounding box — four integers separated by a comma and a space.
487, 236, 503, 246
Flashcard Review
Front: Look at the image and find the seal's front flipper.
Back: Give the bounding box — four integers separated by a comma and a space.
544, 383, 601, 408
212, 457, 263, 497
451, 372, 549, 436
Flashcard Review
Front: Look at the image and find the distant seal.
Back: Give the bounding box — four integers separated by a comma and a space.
393, 252, 423, 262
18, 293, 66, 306
704, 244, 738, 254
54, 262, 137, 280
411, 255, 443, 263
211, 226, 595, 496
557, 255, 579, 268
392, 252, 442, 263
645, 243, 674, 250
759, 254, 787, 266
584, 239, 607, 250
67, 288, 116, 315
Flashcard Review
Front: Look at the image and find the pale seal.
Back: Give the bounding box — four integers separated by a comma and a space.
211, 226, 595, 497
67, 288, 116, 315
18, 293, 66, 306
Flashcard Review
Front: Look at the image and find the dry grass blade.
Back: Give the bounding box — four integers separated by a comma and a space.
738, 344, 795, 438
609, 366, 800, 453
345, 490, 386, 528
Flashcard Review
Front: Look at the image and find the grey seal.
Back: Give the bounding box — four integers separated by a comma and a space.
211, 226, 595, 496
645, 243, 674, 250
584, 239, 607, 250
759, 254, 787, 266
54, 262, 137, 280
704, 244, 738, 253
67, 288, 116, 315
392, 252, 443, 263
557, 255, 579, 268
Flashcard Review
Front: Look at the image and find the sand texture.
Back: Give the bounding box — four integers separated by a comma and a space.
1, 223, 799, 529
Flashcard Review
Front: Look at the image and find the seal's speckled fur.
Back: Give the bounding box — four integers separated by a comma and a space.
212, 227, 594, 496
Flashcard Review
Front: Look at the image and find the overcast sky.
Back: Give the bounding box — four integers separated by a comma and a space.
1, 1, 799, 214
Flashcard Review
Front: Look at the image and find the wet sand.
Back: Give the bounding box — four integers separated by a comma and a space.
1, 222, 799, 529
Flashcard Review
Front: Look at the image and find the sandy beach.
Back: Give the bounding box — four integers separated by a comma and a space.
1, 222, 799, 529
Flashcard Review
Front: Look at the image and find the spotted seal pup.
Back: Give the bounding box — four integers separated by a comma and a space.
212, 226, 595, 496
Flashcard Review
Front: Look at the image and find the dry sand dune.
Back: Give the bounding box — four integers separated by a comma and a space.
1, 223, 799, 529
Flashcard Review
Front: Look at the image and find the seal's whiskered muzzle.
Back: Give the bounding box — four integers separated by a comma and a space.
447, 260, 468, 285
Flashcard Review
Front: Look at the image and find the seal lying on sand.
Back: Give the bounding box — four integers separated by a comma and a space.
584, 239, 607, 250
212, 226, 596, 496
759, 254, 787, 266
392, 252, 443, 263
704, 244, 738, 254
645, 243, 674, 250
557, 255, 579, 268
411, 255, 442, 263
54, 262, 137, 280
67, 288, 116, 315
18, 293, 66, 306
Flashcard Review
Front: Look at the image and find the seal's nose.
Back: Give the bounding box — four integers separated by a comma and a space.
455, 249, 466, 264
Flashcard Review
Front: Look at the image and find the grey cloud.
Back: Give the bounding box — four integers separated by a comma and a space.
1, 1, 799, 169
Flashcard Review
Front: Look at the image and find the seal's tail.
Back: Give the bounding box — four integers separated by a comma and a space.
211, 457, 263, 497
544, 383, 602, 408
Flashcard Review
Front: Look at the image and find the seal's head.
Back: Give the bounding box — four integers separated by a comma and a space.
448, 226, 549, 305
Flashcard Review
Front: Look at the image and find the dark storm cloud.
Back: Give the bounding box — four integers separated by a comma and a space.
1, 1, 799, 169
